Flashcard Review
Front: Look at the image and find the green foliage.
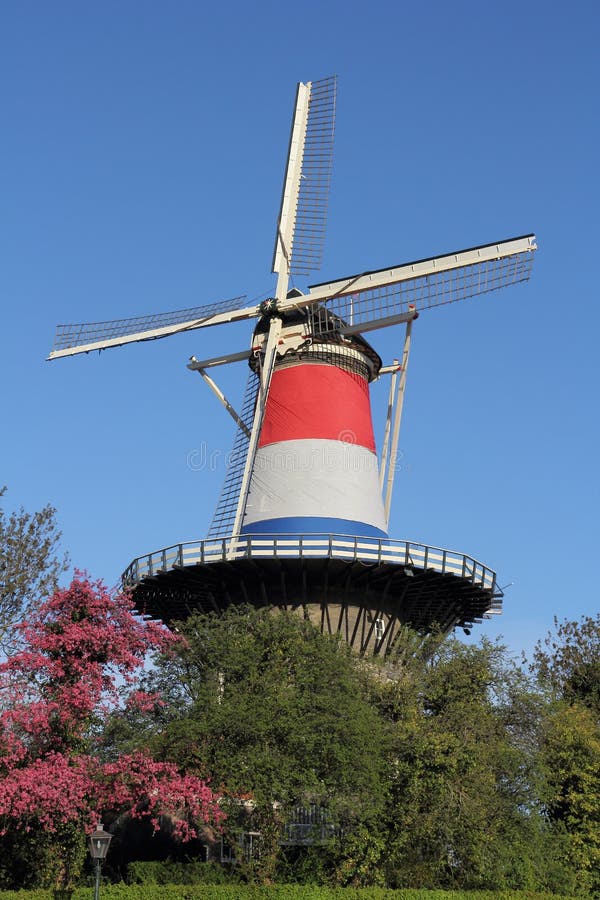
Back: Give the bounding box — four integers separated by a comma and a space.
372, 639, 575, 894
0, 811, 86, 891
531, 613, 600, 893
127, 860, 236, 885
539, 702, 600, 895
532, 613, 600, 714
122, 607, 390, 885
0, 886, 582, 899
142, 607, 388, 820
0, 487, 68, 651
328, 825, 387, 888
277, 825, 387, 889
6, 589, 600, 894
100, 613, 595, 893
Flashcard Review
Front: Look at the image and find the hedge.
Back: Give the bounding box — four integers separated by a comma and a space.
0, 887, 579, 900
127, 861, 235, 885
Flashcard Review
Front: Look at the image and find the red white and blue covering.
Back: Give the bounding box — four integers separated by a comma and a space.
241, 357, 387, 538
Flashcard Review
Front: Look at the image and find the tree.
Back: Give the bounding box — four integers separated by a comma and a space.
372, 638, 575, 893
532, 614, 600, 892
123, 606, 389, 883
0, 575, 223, 891
0, 487, 68, 651
540, 702, 600, 895
532, 613, 600, 715
104, 609, 586, 892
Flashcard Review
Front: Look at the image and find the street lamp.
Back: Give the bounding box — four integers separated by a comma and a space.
87, 822, 112, 900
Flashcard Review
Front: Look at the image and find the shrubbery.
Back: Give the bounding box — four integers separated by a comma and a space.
1, 585, 599, 894
0, 886, 582, 900
127, 860, 237, 885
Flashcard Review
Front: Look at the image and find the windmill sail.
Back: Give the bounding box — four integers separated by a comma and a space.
48, 295, 248, 360
49, 235, 536, 361
288, 76, 336, 276
272, 75, 336, 299
305, 234, 536, 336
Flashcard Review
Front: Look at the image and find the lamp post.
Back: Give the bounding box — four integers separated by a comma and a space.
87, 822, 112, 900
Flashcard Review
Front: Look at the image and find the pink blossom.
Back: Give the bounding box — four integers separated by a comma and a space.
0, 575, 222, 840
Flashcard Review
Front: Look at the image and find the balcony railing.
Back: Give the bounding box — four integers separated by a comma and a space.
122, 533, 499, 601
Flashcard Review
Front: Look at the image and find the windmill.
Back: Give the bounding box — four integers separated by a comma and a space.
49, 76, 537, 654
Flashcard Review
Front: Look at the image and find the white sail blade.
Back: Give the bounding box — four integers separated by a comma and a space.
302, 234, 537, 335
49, 234, 536, 360
48, 295, 257, 360
272, 75, 336, 300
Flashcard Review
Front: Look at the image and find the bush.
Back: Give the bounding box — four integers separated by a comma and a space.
0, 883, 582, 899
126, 860, 237, 885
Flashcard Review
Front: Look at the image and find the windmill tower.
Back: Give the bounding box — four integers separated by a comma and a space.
49, 77, 537, 654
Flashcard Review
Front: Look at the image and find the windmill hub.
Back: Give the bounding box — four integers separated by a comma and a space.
48, 75, 537, 655
259, 298, 279, 317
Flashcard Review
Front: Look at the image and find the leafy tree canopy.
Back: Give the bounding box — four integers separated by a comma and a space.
532, 613, 600, 715
0, 575, 223, 890
369, 637, 576, 894
0, 487, 68, 651
136, 606, 388, 825
531, 614, 600, 893
540, 701, 600, 894
111, 614, 582, 893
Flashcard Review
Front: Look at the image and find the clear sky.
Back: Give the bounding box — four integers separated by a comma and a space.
2, 0, 598, 660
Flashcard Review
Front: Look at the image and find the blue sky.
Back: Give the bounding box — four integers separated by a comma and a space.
2, 0, 598, 659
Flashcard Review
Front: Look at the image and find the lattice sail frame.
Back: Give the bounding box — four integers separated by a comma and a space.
49, 295, 247, 359
271, 75, 337, 305
307, 240, 535, 336
48, 235, 536, 360
288, 76, 336, 277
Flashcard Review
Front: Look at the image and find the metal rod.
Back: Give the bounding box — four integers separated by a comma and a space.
93, 860, 100, 900
379, 358, 399, 491
187, 348, 249, 369
195, 368, 250, 437
384, 318, 414, 524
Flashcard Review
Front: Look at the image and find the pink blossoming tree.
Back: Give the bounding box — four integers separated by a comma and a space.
0, 575, 223, 890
